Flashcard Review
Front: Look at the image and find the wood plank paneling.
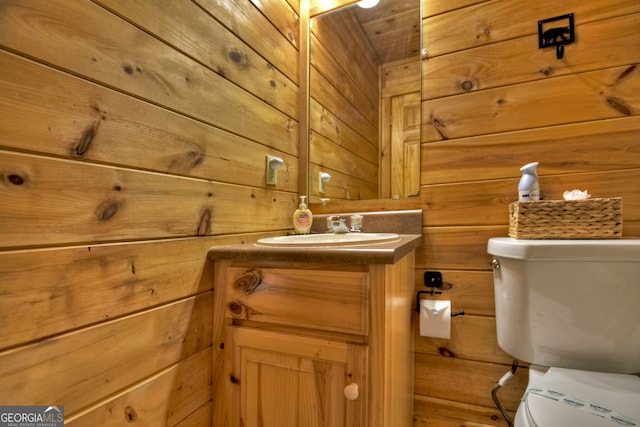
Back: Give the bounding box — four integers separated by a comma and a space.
175, 403, 213, 427
415, 315, 512, 365
422, 0, 488, 18
309, 162, 378, 200
422, 169, 640, 227
309, 97, 378, 164
414, 0, 640, 424
311, 31, 378, 125
309, 6, 380, 201
0, 238, 213, 348
0, 51, 298, 189
415, 353, 528, 410
312, 10, 379, 99
422, 117, 640, 184
422, 0, 640, 58
382, 57, 421, 97
310, 65, 378, 146
414, 395, 513, 427
0, 0, 301, 424
94, 0, 299, 119
0, 294, 212, 414
423, 65, 640, 142
311, 131, 379, 184
0, 151, 296, 247
0, 0, 298, 152
417, 226, 505, 270
196, 0, 300, 80
66, 348, 212, 426
423, 14, 640, 100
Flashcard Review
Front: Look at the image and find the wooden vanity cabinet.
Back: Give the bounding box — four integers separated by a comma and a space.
211, 248, 416, 427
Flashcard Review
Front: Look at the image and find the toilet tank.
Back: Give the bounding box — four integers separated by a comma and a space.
487, 238, 640, 374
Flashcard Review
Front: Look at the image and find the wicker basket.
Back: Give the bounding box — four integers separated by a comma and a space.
509, 198, 622, 239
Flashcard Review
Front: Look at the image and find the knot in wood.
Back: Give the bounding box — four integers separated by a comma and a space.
539, 66, 554, 77
72, 119, 101, 157
5, 173, 25, 186
438, 347, 455, 358
460, 80, 474, 91
605, 96, 632, 116
234, 269, 262, 293
228, 49, 250, 70
228, 300, 245, 317
196, 208, 212, 236
96, 199, 122, 222
124, 406, 137, 422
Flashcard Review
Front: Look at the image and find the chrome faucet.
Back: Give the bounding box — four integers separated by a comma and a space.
327, 216, 350, 234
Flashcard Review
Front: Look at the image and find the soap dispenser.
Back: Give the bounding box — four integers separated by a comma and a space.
518, 162, 540, 202
292, 195, 313, 234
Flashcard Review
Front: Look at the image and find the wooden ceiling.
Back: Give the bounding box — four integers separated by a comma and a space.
351, 0, 421, 64
310, 0, 421, 64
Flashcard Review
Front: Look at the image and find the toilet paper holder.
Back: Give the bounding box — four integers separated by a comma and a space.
416, 271, 465, 315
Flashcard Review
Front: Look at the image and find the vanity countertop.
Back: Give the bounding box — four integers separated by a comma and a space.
207, 234, 422, 265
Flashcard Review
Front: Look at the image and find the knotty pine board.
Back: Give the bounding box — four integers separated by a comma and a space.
0, 0, 298, 151
0, 294, 212, 415
423, 13, 640, 100
422, 0, 640, 58
0, 51, 298, 191
422, 65, 640, 142
66, 349, 212, 426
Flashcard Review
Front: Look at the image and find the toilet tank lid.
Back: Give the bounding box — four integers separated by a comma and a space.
487, 237, 640, 261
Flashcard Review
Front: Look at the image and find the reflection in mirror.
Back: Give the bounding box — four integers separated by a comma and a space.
308, 0, 421, 203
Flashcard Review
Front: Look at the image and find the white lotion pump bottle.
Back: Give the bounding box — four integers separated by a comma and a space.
518, 162, 540, 202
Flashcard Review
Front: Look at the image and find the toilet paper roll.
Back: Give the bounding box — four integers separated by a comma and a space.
419, 299, 451, 339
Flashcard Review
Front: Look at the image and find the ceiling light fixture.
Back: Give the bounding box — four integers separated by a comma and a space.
357, 0, 379, 8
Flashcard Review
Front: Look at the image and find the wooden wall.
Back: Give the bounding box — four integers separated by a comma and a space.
419, 0, 639, 425
0, 0, 300, 424
309, 9, 380, 202
316, 0, 639, 426
2, 0, 638, 425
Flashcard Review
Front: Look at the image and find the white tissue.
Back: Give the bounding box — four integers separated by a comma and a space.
563, 189, 591, 200
419, 299, 451, 339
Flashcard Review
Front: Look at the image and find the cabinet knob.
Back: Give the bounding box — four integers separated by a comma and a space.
343, 383, 359, 400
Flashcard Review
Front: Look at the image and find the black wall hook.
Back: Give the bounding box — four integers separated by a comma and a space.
538, 13, 575, 59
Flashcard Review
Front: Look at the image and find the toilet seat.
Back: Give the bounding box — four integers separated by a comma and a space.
517, 367, 640, 427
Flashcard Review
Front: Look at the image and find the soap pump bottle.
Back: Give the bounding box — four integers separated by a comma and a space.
292, 195, 313, 234
518, 162, 540, 202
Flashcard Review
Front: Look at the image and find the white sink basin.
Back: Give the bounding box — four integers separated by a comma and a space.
256, 233, 400, 247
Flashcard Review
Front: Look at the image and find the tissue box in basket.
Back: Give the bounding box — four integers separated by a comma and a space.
508, 198, 622, 239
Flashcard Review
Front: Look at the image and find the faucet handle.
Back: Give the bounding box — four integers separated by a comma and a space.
349, 214, 363, 232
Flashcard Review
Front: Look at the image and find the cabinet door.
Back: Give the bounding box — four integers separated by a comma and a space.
225, 327, 367, 427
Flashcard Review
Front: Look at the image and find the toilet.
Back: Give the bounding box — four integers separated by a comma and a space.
487, 238, 640, 427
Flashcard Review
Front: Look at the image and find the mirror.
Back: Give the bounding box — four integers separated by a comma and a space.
306, 0, 421, 202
